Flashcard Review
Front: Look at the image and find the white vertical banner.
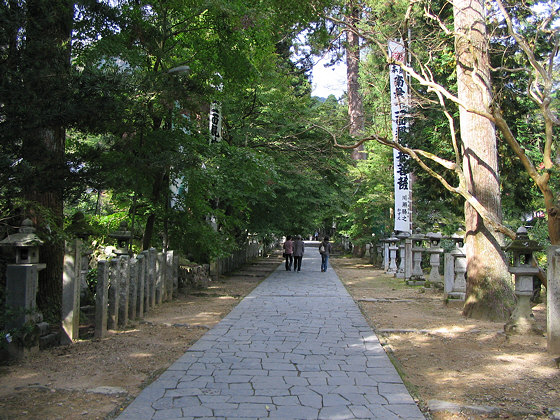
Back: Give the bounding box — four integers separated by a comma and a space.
388, 39, 412, 233
209, 102, 222, 144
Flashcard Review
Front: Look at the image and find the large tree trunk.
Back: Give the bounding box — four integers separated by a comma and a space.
345, 1, 365, 160
454, 0, 514, 321
21, 0, 73, 320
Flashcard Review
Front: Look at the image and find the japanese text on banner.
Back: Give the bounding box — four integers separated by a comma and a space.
388, 39, 412, 233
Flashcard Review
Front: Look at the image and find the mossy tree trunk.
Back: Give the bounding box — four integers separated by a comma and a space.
453, 0, 515, 320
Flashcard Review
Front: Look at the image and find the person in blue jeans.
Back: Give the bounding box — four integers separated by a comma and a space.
319, 236, 332, 272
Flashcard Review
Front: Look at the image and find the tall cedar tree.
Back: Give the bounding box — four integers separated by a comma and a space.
21, 0, 73, 318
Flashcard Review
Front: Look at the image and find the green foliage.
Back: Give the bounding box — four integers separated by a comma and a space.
1, 318, 40, 351
60, 0, 353, 264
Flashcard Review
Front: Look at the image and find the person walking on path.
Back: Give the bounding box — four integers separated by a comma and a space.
292, 235, 305, 272
319, 236, 332, 272
283, 235, 294, 271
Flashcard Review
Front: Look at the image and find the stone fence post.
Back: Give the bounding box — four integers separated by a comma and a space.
173, 254, 179, 296
547, 246, 560, 354
166, 250, 175, 300
156, 252, 164, 304
409, 229, 426, 285
387, 234, 399, 275
148, 248, 156, 308
136, 253, 145, 318
396, 232, 409, 279
107, 258, 119, 330
117, 256, 130, 328
92, 248, 181, 336
61, 239, 82, 344
128, 257, 138, 321
94, 260, 109, 339
425, 232, 443, 287
444, 233, 466, 301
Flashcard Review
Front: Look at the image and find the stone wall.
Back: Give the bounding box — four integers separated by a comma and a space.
179, 264, 210, 290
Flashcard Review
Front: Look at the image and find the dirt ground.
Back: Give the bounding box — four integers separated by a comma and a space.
331, 257, 559, 420
0, 253, 558, 420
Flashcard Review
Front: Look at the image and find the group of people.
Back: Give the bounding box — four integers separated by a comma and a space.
282, 235, 332, 272
282, 235, 304, 271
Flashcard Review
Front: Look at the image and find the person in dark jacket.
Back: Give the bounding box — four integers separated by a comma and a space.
292, 235, 305, 272
319, 236, 333, 272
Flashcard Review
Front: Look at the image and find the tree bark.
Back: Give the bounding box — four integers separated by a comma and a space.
21, 0, 73, 319
453, 0, 514, 321
345, 1, 365, 160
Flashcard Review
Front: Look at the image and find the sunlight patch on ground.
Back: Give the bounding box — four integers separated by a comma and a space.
193, 312, 221, 318
129, 353, 153, 359
428, 325, 488, 336
11, 372, 40, 380
113, 329, 141, 334
493, 352, 556, 373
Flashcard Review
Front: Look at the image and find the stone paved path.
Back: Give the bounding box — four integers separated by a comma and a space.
117, 246, 426, 420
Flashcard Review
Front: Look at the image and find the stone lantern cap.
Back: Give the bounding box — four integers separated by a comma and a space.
396, 231, 411, 240
450, 232, 465, 246
109, 221, 133, 241
109, 221, 132, 256
67, 211, 94, 238
410, 228, 425, 246
426, 232, 442, 242
425, 232, 443, 253
0, 218, 43, 248
411, 228, 425, 240
387, 232, 399, 243
503, 226, 542, 254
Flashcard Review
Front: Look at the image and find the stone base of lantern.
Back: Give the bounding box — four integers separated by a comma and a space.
504, 294, 543, 335
446, 291, 465, 300
4, 340, 39, 361
1, 323, 41, 361
406, 278, 425, 286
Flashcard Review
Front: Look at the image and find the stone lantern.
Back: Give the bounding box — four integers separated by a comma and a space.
376, 240, 384, 268
367, 235, 375, 264
409, 228, 425, 284
395, 231, 411, 279
380, 237, 390, 271
425, 232, 443, 286
0, 218, 43, 264
109, 221, 132, 256
386, 232, 399, 275
0, 219, 46, 341
446, 232, 466, 301
503, 226, 542, 334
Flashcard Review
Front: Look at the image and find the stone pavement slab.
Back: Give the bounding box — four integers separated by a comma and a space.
117, 245, 426, 419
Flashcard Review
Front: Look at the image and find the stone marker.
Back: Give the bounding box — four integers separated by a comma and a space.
117, 256, 130, 328
61, 239, 82, 344
136, 254, 145, 318
128, 257, 137, 321
155, 252, 164, 305
148, 248, 156, 308
94, 260, 109, 339
107, 258, 119, 330
409, 228, 426, 285
547, 246, 560, 354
